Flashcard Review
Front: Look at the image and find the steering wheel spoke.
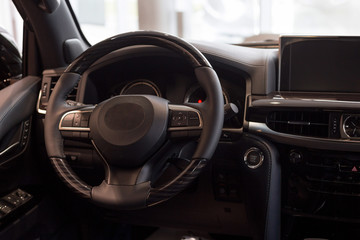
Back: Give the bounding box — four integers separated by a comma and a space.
168, 104, 202, 138
59, 106, 94, 139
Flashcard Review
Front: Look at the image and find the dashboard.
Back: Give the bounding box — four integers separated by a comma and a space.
37, 38, 360, 239
77, 47, 246, 130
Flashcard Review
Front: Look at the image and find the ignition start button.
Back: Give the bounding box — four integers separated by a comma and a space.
244, 147, 264, 169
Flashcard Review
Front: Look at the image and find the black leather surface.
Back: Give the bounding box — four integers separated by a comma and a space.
66, 31, 211, 74
0, 76, 40, 141
191, 67, 224, 160
147, 158, 207, 206
92, 181, 150, 209
44, 72, 82, 158
50, 157, 92, 198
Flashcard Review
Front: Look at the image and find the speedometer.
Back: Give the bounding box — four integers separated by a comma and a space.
120, 80, 161, 97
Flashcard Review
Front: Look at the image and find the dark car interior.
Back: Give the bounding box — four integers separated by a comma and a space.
1, 0, 360, 240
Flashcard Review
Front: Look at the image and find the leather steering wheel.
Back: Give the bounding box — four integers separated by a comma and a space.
44, 31, 224, 209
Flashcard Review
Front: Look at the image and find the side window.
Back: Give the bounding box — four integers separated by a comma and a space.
0, 1, 22, 51
0, 27, 22, 88
0, 0, 23, 89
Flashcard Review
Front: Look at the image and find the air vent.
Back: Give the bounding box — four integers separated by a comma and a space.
49, 76, 58, 95
305, 154, 360, 197
49, 76, 78, 101
37, 68, 77, 114
267, 111, 330, 138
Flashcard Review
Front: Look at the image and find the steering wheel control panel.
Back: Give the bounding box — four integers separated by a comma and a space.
59, 110, 92, 139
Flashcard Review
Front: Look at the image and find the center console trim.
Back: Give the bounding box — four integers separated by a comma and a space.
249, 121, 360, 152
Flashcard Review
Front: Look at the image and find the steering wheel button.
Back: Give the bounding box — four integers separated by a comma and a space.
61, 113, 74, 127
188, 111, 198, 117
188, 111, 200, 126
170, 111, 189, 127
73, 113, 81, 127
72, 131, 81, 138
64, 113, 74, 121
81, 112, 91, 121
80, 120, 89, 127
80, 132, 89, 138
61, 131, 72, 138
188, 118, 200, 126
73, 120, 80, 127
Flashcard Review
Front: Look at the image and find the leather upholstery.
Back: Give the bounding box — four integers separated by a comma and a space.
0, 76, 40, 141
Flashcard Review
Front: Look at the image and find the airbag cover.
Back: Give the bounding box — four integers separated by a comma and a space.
90, 95, 168, 167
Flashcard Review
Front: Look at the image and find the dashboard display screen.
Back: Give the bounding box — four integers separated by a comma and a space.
279, 36, 360, 93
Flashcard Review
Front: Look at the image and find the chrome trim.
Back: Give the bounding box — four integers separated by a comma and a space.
120, 80, 161, 97
167, 104, 203, 131
60, 127, 90, 132
36, 90, 46, 115
244, 147, 264, 169
0, 142, 19, 156
342, 114, 360, 139
251, 97, 360, 109
59, 110, 93, 131
168, 126, 202, 131
248, 121, 360, 152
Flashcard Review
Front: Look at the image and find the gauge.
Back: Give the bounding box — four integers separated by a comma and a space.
343, 115, 360, 138
184, 86, 229, 104
120, 80, 161, 97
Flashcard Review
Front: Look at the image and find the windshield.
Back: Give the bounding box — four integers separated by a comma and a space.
69, 0, 360, 45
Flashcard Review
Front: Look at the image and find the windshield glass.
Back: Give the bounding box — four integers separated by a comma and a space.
69, 0, 360, 45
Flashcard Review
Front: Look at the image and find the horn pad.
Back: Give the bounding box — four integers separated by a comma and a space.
89, 95, 168, 167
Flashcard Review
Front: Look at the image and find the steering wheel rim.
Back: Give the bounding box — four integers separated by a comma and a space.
44, 31, 224, 209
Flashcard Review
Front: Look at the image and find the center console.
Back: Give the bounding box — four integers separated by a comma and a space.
248, 36, 360, 239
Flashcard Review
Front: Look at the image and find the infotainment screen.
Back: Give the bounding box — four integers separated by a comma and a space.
279, 36, 360, 93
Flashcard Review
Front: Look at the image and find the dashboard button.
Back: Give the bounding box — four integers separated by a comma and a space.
289, 150, 303, 164
244, 147, 264, 169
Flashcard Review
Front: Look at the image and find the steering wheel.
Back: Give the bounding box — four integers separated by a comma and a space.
44, 31, 224, 209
